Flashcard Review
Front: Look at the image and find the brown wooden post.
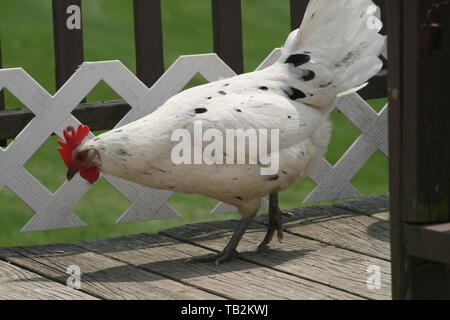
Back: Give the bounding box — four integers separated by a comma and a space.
389, 0, 450, 299
289, 0, 309, 30
0, 38, 5, 147
52, 0, 84, 90
133, 0, 165, 87
211, 0, 243, 74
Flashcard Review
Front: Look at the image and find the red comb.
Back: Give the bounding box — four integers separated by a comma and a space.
57, 124, 91, 168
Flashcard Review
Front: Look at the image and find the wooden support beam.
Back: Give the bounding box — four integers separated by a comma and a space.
389, 0, 450, 300
0, 100, 130, 140
0, 38, 5, 147
133, 0, 164, 87
289, 0, 309, 30
405, 223, 450, 265
211, 0, 243, 74
52, 0, 84, 90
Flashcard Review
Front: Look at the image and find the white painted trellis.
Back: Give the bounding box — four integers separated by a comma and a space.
0, 50, 388, 231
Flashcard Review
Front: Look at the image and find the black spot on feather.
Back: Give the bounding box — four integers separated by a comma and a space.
117, 149, 132, 157
302, 70, 315, 81
235, 109, 242, 113
258, 86, 268, 91
195, 108, 208, 114
320, 81, 333, 88
285, 54, 310, 67
219, 91, 227, 95
284, 87, 306, 100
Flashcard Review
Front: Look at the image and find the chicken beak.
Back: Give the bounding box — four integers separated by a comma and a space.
67, 166, 78, 181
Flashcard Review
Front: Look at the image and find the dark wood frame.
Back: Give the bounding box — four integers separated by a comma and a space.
388, 0, 450, 299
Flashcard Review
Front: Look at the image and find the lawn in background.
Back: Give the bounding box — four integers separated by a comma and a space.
0, 0, 388, 247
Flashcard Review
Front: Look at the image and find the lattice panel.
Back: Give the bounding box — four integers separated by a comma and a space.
0, 54, 235, 231
0, 50, 388, 229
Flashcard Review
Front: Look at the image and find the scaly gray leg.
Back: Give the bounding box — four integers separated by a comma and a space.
257, 192, 293, 251
187, 214, 255, 265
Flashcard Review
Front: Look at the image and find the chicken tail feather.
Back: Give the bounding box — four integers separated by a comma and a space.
280, 0, 385, 109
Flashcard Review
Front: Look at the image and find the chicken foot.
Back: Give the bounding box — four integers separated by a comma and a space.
257, 192, 293, 252
186, 214, 255, 265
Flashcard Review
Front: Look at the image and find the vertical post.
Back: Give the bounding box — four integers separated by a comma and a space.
133, 0, 165, 87
211, 0, 243, 74
0, 38, 5, 147
52, 0, 84, 90
389, 0, 450, 299
387, 0, 405, 300
373, 0, 387, 34
289, 0, 309, 31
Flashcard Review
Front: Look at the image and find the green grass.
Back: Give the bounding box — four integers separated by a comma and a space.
0, 0, 389, 247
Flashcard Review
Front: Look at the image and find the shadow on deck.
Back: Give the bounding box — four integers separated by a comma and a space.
0, 195, 390, 300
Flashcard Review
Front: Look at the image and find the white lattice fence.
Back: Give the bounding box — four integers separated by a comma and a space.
0, 50, 388, 231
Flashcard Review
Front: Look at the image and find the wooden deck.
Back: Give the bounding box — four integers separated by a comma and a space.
0, 196, 390, 300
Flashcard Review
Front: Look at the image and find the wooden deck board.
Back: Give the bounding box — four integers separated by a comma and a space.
161, 220, 391, 299
0, 243, 220, 300
255, 204, 391, 260
0, 196, 391, 300
0, 259, 97, 300
78, 233, 360, 300
334, 195, 389, 215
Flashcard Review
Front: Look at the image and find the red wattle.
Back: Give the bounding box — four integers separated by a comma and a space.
80, 167, 100, 183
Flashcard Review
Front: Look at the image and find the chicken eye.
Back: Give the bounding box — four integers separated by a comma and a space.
76, 153, 85, 160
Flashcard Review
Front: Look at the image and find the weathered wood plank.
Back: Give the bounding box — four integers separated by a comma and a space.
0, 243, 220, 300
0, 259, 97, 300
334, 195, 389, 215
162, 220, 391, 300
79, 233, 360, 300
256, 205, 390, 261
371, 212, 390, 221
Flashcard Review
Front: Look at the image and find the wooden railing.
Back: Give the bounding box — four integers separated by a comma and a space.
0, 0, 388, 141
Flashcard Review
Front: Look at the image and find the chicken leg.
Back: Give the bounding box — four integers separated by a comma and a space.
187, 214, 255, 265
257, 192, 293, 251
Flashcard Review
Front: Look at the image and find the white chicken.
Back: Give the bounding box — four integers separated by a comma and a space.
58, 0, 385, 264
